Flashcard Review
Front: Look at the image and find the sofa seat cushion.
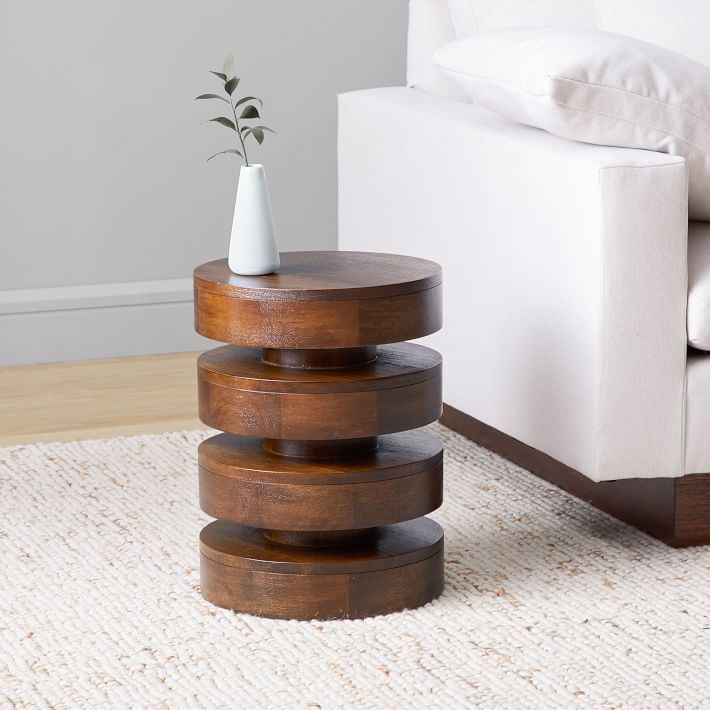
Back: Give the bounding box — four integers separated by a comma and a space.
688, 222, 710, 351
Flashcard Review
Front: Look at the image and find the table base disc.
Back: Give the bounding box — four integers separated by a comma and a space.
199, 518, 444, 620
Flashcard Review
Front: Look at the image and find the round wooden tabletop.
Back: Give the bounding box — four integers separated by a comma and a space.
193, 252, 441, 302
193, 252, 443, 348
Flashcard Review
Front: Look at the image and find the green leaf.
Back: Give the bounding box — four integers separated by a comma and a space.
207, 148, 243, 162
208, 116, 236, 131
251, 127, 265, 144
255, 125, 277, 135
195, 93, 229, 103
241, 128, 253, 140
240, 105, 260, 119
234, 96, 263, 109
223, 53, 235, 75
240, 125, 251, 134
210, 71, 228, 82
224, 76, 240, 95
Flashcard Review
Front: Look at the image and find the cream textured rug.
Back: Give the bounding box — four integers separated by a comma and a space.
1, 425, 709, 709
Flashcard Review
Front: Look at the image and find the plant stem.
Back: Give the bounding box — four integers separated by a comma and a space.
229, 96, 249, 166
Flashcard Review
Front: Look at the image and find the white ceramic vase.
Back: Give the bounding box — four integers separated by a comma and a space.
228, 164, 280, 276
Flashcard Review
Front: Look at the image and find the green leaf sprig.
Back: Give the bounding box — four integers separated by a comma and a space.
195, 53, 276, 166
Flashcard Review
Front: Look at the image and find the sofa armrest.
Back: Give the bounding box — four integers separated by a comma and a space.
338, 87, 689, 481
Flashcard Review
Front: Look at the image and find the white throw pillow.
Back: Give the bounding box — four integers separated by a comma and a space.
447, 0, 597, 39
598, 0, 710, 68
434, 28, 710, 219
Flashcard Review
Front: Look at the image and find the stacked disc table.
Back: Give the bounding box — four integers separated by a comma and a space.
193, 252, 444, 619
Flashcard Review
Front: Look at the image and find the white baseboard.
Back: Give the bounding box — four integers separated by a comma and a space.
0, 278, 214, 365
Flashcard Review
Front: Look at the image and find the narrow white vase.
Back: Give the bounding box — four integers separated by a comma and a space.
228, 164, 280, 276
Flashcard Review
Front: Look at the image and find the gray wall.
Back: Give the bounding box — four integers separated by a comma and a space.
0, 0, 408, 290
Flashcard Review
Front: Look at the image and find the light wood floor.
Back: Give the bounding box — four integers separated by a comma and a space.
0, 352, 205, 446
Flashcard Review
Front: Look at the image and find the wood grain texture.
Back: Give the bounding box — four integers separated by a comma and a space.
674, 474, 710, 547
200, 431, 442, 483
199, 518, 444, 620
263, 529, 378, 547
199, 432, 443, 530
194, 252, 442, 301
0, 352, 204, 446
201, 517, 444, 573
198, 343, 441, 393
194, 253, 442, 348
441, 404, 710, 548
193, 252, 445, 619
200, 549, 444, 621
262, 346, 376, 369
262, 437, 378, 458
198, 344, 442, 440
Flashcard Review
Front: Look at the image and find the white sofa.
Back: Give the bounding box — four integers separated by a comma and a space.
338, 0, 710, 545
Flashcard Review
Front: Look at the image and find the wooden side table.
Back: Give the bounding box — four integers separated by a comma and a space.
193, 251, 444, 619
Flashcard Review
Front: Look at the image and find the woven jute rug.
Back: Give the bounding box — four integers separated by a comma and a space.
1, 425, 708, 708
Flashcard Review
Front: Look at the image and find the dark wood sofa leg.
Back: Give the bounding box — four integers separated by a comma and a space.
440, 404, 710, 547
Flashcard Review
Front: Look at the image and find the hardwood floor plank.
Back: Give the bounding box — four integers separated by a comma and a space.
0, 352, 206, 446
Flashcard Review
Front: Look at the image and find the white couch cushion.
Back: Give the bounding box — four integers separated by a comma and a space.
598, 0, 710, 68
447, 0, 597, 38
688, 222, 710, 350
434, 28, 710, 220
